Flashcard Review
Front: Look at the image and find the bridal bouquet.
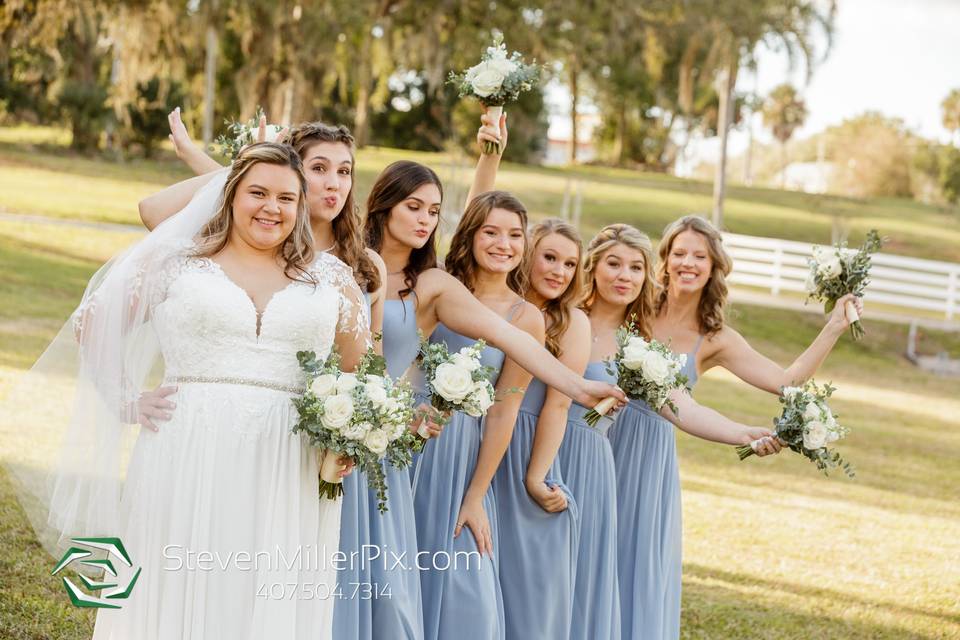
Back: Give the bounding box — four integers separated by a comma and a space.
216, 107, 284, 160
293, 346, 419, 513
805, 229, 883, 340
448, 33, 540, 154
584, 320, 689, 426
737, 380, 854, 478
416, 334, 497, 437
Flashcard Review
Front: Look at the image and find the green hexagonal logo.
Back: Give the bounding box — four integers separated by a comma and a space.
51, 537, 141, 609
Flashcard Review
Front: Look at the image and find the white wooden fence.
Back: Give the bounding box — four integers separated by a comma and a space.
722, 232, 960, 321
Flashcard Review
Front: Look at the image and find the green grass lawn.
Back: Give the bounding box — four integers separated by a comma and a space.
2, 125, 959, 262
1, 130, 959, 638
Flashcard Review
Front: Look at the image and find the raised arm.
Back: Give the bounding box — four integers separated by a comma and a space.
464, 109, 507, 205
525, 308, 591, 512
457, 302, 544, 554
710, 293, 863, 394
139, 171, 224, 231
168, 107, 225, 175
425, 271, 624, 407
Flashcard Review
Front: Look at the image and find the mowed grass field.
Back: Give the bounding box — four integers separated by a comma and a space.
1, 127, 958, 638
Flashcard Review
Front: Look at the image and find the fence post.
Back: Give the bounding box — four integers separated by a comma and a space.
771, 245, 783, 295
947, 269, 958, 321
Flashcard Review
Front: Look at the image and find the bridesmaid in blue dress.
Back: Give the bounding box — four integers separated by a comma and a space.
576, 223, 782, 640
412, 190, 545, 640
493, 219, 586, 640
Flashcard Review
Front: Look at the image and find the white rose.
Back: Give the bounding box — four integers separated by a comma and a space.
381, 397, 404, 416
464, 382, 494, 417
341, 420, 372, 441
363, 428, 391, 456
781, 386, 803, 398
321, 395, 354, 430
431, 363, 475, 402
309, 374, 337, 399
640, 350, 671, 385
804, 270, 818, 293
487, 56, 517, 77
364, 381, 389, 408
621, 337, 650, 369
335, 373, 359, 394
803, 402, 823, 422
468, 62, 506, 97
387, 421, 408, 442
803, 421, 828, 450
450, 350, 481, 372
816, 253, 843, 280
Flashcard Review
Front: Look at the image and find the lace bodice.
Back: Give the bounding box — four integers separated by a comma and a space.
150, 250, 368, 387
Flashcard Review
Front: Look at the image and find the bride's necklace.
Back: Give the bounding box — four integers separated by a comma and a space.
317, 242, 335, 253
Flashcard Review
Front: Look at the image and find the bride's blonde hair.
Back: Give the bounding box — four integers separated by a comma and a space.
194, 142, 316, 283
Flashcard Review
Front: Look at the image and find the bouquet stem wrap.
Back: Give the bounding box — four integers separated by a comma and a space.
585, 396, 618, 426
483, 105, 503, 155
318, 449, 345, 500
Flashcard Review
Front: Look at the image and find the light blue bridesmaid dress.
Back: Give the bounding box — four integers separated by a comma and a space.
557, 362, 622, 640
606, 335, 703, 640
333, 296, 424, 639
492, 377, 579, 640
411, 320, 511, 640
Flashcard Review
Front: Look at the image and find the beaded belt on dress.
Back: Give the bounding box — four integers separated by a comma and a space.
170, 375, 305, 394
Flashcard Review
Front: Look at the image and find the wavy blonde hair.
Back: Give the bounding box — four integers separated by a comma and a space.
656, 215, 731, 336
285, 122, 380, 293
193, 142, 315, 284
528, 218, 583, 357
445, 190, 529, 295
578, 223, 657, 340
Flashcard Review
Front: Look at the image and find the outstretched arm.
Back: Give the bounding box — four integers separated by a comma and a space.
659, 392, 780, 455
139, 171, 224, 231
711, 293, 863, 394
427, 271, 624, 407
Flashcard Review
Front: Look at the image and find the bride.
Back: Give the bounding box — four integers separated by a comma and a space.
62, 142, 369, 639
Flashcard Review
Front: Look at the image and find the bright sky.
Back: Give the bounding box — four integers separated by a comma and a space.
547, 0, 960, 168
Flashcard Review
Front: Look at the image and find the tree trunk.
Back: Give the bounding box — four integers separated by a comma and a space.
201, 0, 219, 147
711, 58, 737, 229
569, 55, 579, 165
353, 25, 376, 147
613, 100, 626, 165
780, 141, 787, 188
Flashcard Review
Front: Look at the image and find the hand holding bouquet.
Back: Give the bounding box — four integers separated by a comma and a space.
449, 33, 540, 155
216, 107, 286, 160
806, 229, 883, 340
293, 346, 419, 513
585, 321, 689, 426
417, 335, 498, 437
737, 380, 854, 478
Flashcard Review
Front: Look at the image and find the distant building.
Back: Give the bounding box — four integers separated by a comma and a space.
771, 161, 838, 194
543, 112, 601, 166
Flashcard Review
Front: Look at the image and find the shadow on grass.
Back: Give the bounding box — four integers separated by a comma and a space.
682, 563, 958, 640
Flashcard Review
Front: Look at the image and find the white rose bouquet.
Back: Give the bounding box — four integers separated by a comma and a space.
584, 320, 689, 426
806, 229, 883, 340
448, 33, 540, 154
292, 346, 420, 513
737, 380, 854, 477
215, 106, 284, 160
416, 334, 498, 437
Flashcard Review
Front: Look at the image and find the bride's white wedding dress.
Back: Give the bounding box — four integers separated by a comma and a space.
91, 248, 367, 640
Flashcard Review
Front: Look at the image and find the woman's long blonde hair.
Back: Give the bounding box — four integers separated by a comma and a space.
528, 218, 583, 357
578, 223, 657, 340
193, 142, 315, 284
445, 190, 530, 295
656, 215, 731, 336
